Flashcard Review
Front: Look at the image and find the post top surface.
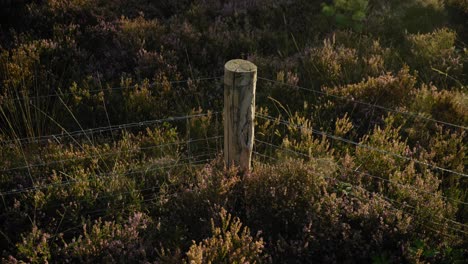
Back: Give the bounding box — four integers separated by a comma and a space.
225, 59, 257, 73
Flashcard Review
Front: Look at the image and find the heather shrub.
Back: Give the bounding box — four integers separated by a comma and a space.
122, 79, 160, 121
303, 32, 396, 87
61, 212, 150, 262
244, 158, 459, 262
280, 112, 334, 159
326, 67, 416, 108
66, 79, 108, 128
405, 28, 464, 88
353, 116, 409, 177
153, 159, 241, 251
332, 30, 398, 73
348, 116, 462, 241
416, 125, 467, 221
245, 159, 343, 262
8, 225, 51, 264
185, 108, 222, 154
118, 15, 162, 52
14, 162, 142, 233
0, 124, 183, 250
321, 67, 417, 132
408, 85, 468, 129
367, 0, 448, 36
186, 208, 265, 263
305, 38, 360, 86
244, 159, 335, 240
418, 126, 466, 177
0, 39, 63, 137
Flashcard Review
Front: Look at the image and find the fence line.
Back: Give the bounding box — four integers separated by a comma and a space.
0, 153, 217, 196
256, 113, 468, 178
56, 196, 161, 236
258, 77, 468, 130
253, 145, 468, 235
252, 151, 274, 161
0, 136, 222, 173
0, 112, 220, 146
254, 139, 467, 206
56, 186, 197, 237
1, 158, 214, 217
344, 179, 467, 237
4, 76, 223, 103
1, 63, 466, 241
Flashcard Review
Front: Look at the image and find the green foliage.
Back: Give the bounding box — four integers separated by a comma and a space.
408, 85, 468, 132
186, 208, 265, 263
304, 33, 396, 87
61, 212, 150, 262
406, 28, 464, 87
1, 0, 467, 262
14, 226, 51, 264
320, 67, 418, 133
322, 0, 369, 31
367, 0, 448, 37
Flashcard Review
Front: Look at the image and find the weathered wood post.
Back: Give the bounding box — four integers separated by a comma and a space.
224, 59, 257, 173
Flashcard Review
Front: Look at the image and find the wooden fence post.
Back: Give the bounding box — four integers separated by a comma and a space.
224, 59, 257, 173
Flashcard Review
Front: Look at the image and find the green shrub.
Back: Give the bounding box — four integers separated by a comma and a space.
280, 112, 334, 159
321, 67, 417, 133
118, 15, 162, 51
244, 158, 458, 262
322, 0, 369, 31
406, 28, 464, 88
186, 208, 265, 264
153, 159, 241, 251
408, 85, 468, 129
11, 225, 51, 264
61, 212, 150, 262
367, 0, 448, 37
304, 32, 396, 87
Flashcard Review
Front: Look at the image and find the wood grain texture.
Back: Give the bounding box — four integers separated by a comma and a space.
224, 59, 257, 173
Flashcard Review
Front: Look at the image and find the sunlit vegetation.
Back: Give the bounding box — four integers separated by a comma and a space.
0, 0, 466, 262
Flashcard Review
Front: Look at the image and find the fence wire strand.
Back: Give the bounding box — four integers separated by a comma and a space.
5, 76, 223, 103
258, 77, 468, 130
0, 112, 220, 146
256, 113, 468, 178
252, 142, 468, 235
0, 153, 217, 196
254, 139, 467, 206
0, 136, 222, 173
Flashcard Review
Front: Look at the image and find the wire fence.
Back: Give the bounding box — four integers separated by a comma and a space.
1, 157, 214, 217
258, 77, 468, 130
255, 113, 467, 178
0, 112, 221, 146
254, 139, 467, 206
0, 152, 218, 196
1, 73, 466, 241
252, 142, 468, 236
3, 76, 223, 103
0, 136, 222, 173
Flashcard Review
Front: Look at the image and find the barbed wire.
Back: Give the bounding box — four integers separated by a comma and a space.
256, 113, 467, 178
258, 77, 468, 130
